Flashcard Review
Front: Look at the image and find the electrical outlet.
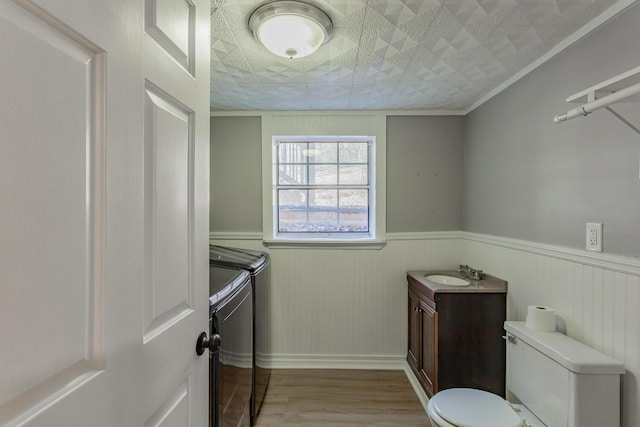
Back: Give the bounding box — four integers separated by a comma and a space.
586, 223, 603, 252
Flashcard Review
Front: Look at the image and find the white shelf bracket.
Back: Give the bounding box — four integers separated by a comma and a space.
553, 66, 640, 179
605, 106, 640, 136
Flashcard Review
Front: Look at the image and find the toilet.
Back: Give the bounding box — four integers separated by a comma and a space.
427, 321, 625, 427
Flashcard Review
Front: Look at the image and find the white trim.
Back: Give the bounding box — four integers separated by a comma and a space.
210, 109, 466, 117
210, 110, 262, 116
209, 230, 640, 276
273, 135, 377, 242
262, 112, 275, 242
384, 110, 465, 116
210, 231, 463, 242
209, 231, 263, 241
403, 363, 430, 415
465, 0, 638, 114
387, 231, 463, 241
461, 232, 640, 276
264, 353, 406, 370
263, 239, 386, 249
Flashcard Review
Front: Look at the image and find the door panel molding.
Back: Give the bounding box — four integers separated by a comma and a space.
0, 2, 106, 424
143, 80, 196, 343
144, 0, 196, 75
144, 376, 194, 427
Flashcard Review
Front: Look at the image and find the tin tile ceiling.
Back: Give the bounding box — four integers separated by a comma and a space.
210, 0, 625, 111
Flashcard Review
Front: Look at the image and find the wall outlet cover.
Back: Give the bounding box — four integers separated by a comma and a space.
586, 222, 603, 252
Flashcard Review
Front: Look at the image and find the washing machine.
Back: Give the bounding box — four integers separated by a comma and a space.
209, 265, 252, 427
209, 245, 271, 424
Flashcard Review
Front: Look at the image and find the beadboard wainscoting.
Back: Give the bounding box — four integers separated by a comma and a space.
461, 233, 640, 427
210, 232, 463, 369
210, 232, 640, 426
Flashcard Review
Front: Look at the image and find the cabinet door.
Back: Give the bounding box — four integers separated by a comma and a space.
419, 300, 438, 396
407, 290, 421, 372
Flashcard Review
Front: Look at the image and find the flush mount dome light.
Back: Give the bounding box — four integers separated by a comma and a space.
248, 1, 333, 59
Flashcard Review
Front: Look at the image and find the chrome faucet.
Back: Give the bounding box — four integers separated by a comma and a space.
458, 264, 483, 281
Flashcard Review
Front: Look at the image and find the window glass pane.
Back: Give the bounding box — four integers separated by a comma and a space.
279, 188, 307, 207
278, 189, 307, 232
339, 165, 368, 185
278, 164, 307, 185
279, 211, 308, 232
339, 142, 368, 163
309, 189, 337, 210
339, 189, 369, 232
308, 142, 337, 163
339, 212, 368, 232
278, 142, 308, 164
339, 189, 368, 209
309, 211, 338, 232
309, 165, 337, 185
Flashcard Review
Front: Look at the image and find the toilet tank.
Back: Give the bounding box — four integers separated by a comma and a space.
504, 321, 624, 427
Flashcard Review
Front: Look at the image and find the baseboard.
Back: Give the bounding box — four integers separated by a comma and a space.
402, 363, 430, 415
265, 354, 407, 370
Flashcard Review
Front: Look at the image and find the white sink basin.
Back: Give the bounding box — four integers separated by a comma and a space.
425, 275, 470, 286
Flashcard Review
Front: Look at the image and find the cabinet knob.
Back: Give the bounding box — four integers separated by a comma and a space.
414, 306, 423, 313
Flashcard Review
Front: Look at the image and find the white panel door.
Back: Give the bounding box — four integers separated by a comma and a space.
0, 0, 210, 426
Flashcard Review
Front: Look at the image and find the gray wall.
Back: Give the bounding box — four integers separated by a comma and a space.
210, 6, 640, 257
463, 5, 640, 258
210, 116, 263, 232
387, 116, 463, 232
210, 115, 464, 234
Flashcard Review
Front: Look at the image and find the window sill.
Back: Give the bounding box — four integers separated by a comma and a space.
263, 239, 387, 250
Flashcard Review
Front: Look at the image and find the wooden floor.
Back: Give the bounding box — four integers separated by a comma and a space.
253, 369, 431, 427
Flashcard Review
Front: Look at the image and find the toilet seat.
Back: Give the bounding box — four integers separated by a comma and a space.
427, 388, 524, 427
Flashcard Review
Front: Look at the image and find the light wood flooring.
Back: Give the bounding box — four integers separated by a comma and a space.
253, 369, 431, 427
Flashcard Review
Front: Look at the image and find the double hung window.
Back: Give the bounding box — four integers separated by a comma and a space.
274, 136, 375, 239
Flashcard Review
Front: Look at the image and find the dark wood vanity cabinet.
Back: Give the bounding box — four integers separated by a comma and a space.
407, 272, 507, 398
408, 289, 437, 394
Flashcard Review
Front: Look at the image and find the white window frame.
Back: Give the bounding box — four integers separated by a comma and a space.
274, 135, 375, 239
261, 112, 386, 248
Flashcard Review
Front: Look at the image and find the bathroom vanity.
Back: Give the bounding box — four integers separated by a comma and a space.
407, 271, 507, 398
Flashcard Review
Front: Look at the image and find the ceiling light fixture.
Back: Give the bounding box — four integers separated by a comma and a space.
248, 1, 333, 59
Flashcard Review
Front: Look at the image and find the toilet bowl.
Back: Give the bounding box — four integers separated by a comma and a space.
426, 388, 531, 427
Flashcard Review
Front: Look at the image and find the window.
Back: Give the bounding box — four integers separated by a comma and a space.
273, 136, 376, 240
261, 112, 386, 248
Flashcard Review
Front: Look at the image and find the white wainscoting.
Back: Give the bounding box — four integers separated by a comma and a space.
211, 231, 640, 426
461, 232, 640, 427
210, 232, 462, 369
